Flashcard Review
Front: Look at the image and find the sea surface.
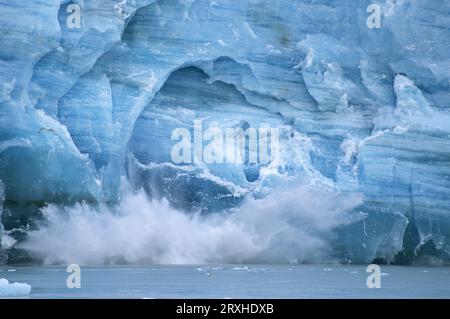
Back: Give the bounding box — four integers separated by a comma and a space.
1, 265, 449, 299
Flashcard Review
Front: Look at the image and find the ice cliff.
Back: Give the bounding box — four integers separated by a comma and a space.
0, 278, 31, 297
0, 0, 449, 264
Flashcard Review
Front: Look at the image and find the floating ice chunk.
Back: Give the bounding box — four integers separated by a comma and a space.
0, 278, 31, 297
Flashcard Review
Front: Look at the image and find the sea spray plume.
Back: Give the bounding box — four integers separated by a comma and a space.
22, 185, 362, 265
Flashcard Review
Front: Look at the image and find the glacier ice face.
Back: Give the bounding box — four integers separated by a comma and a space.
0, 278, 31, 297
0, 0, 449, 264
0, 179, 4, 263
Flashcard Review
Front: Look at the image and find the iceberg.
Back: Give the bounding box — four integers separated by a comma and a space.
0, 278, 31, 297
0, 0, 449, 264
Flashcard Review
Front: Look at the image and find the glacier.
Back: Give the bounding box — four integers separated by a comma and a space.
0, 0, 449, 265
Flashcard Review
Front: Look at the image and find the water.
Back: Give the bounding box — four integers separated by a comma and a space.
1, 265, 449, 298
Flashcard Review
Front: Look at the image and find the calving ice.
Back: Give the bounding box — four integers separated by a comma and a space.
171, 119, 280, 164
176, 303, 274, 316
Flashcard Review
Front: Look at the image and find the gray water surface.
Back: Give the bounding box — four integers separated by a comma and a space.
1, 265, 449, 298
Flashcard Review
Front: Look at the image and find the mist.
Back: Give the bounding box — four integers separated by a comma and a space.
21, 184, 362, 265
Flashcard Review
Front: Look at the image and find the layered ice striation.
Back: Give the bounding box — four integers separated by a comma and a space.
0, 0, 449, 264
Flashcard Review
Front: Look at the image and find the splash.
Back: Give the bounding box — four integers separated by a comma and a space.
21, 184, 362, 265
0, 278, 31, 297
